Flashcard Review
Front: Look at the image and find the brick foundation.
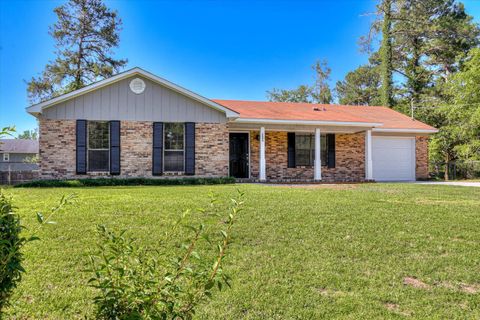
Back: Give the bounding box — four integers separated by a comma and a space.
38, 119, 228, 179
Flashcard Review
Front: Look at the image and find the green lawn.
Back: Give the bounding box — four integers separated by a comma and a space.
4, 183, 480, 319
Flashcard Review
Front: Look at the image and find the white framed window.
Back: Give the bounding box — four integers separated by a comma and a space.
164, 123, 184, 172
3, 153, 9, 162
295, 134, 327, 166
87, 121, 110, 172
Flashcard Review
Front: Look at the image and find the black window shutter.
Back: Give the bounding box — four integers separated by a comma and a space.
184, 122, 195, 175
152, 122, 163, 175
287, 132, 296, 168
327, 134, 336, 168
109, 121, 120, 175
76, 120, 87, 174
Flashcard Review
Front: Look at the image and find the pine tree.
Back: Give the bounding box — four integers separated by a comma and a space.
335, 64, 382, 106
379, 0, 394, 107
311, 60, 333, 104
27, 0, 127, 104
266, 60, 333, 104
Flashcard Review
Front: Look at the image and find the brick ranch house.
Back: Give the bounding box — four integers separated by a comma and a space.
26, 68, 438, 182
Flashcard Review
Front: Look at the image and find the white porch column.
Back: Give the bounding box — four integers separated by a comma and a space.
259, 127, 266, 181
365, 129, 373, 180
314, 128, 322, 181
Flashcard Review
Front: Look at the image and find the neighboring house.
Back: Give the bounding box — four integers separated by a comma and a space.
0, 139, 39, 172
26, 67, 438, 182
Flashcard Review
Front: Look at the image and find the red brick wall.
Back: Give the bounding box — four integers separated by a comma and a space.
195, 123, 229, 177
39, 118, 430, 181
38, 119, 228, 179
39, 119, 77, 179
249, 131, 366, 182
416, 136, 429, 179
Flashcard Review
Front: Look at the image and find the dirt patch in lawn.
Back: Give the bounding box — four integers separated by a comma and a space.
384, 302, 412, 317
314, 287, 350, 296
403, 277, 430, 289
437, 282, 480, 294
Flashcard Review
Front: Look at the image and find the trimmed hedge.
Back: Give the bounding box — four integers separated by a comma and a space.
15, 177, 236, 188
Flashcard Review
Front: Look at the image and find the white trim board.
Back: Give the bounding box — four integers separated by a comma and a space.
373, 128, 438, 134
26, 68, 239, 118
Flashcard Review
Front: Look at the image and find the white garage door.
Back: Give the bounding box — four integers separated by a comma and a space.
372, 137, 415, 181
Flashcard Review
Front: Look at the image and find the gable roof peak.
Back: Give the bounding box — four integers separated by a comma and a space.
26, 68, 239, 118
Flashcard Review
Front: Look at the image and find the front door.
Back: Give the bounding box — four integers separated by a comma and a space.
229, 133, 249, 178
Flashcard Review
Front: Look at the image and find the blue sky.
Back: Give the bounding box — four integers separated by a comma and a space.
1, 0, 479, 134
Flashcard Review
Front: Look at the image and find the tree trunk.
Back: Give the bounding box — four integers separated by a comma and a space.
410, 37, 422, 108
444, 153, 450, 181
380, 0, 394, 108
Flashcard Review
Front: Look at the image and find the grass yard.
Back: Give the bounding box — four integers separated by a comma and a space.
4, 183, 480, 319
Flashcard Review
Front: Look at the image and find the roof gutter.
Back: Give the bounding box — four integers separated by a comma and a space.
373, 128, 439, 133
231, 117, 383, 127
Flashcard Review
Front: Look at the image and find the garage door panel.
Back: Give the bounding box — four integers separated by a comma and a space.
372, 137, 415, 181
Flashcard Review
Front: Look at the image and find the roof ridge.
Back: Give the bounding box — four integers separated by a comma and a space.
212, 99, 388, 108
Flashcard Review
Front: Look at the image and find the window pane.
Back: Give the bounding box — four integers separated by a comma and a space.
88, 150, 109, 171
294, 134, 328, 166
321, 135, 327, 166
88, 121, 109, 149
164, 150, 184, 171
295, 134, 314, 166
164, 123, 184, 150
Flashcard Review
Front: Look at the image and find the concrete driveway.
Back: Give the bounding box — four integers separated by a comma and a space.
415, 181, 480, 187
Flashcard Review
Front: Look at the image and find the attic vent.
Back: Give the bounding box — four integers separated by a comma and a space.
129, 78, 146, 94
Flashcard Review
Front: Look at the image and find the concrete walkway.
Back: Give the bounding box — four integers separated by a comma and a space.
415, 181, 480, 187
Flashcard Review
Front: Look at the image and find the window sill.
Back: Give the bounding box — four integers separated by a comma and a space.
292, 165, 328, 168
163, 171, 185, 176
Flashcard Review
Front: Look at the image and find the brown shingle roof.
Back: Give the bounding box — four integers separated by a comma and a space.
0, 139, 39, 154
213, 99, 437, 131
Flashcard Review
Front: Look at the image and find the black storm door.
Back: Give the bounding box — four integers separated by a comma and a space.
229, 133, 249, 178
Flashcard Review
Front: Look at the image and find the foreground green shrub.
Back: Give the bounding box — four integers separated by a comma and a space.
15, 177, 236, 188
0, 191, 74, 314
0, 192, 21, 313
87, 191, 244, 319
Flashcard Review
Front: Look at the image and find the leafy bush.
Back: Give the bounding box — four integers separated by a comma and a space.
0, 192, 22, 313
87, 190, 244, 319
15, 177, 236, 188
0, 192, 74, 313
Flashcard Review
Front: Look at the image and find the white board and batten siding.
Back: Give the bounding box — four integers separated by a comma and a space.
42, 76, 226, 123
372, 136, 416, 181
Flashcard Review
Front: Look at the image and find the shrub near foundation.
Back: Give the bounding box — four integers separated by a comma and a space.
15, 177, 236, 188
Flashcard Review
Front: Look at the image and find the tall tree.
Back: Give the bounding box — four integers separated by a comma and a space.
311, 60, 333, 104
430, 48, 480, 179
335, 63, 382, 106
379, 0, 394, 107
16, 129, 38, 140
27, 0, 127, 104
391, 0, 478, 109
363, 0, 479, 114
266, 85, 313, 103
267, 60, 333, 104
